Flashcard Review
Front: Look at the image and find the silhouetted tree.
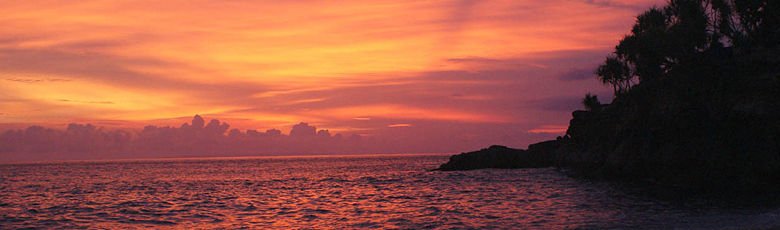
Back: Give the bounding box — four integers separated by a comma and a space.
596, 0, 777, 97
618, 7, 669, 82
596, 56, 632, 95
666, 0, 710, 60
582, 93, 602, 111
720, 0, 779, 49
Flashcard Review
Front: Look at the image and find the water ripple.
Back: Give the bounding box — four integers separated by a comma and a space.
1, 155, 779, 229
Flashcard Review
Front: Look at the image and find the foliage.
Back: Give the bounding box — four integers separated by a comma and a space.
596, 0, 779, 96
581, 93, 601, 111
573, 0, 780, 192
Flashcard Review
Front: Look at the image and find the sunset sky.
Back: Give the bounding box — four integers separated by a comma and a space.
0, 0, 664, 151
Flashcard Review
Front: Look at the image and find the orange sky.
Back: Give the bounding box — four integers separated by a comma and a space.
0, 0, 664, 149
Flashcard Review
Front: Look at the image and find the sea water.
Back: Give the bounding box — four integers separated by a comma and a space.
1, 154, 778, 229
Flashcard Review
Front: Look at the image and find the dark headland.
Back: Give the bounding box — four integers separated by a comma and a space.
438, 0, 780, 195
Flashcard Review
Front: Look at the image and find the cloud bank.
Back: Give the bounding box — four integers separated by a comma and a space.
0, 115, 364, 162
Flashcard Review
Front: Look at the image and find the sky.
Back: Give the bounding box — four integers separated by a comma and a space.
0, 0, 665, 155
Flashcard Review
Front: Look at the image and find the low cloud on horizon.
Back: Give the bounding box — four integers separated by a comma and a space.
0, 115, 568, 162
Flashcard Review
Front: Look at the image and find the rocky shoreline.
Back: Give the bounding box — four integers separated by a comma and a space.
438, 98, 780, 194
437, 0, 780, 195
435, 141, 559, 171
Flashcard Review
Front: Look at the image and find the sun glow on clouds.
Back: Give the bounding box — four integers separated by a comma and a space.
316, 104, 509, 123
0, 0, 663, 149
388, 124, 413, 128
527, 125, 569, 134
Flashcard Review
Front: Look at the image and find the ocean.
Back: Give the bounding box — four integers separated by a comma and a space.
1, 154, 778, 229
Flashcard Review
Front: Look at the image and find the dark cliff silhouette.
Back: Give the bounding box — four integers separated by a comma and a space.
439, 0, 780, 193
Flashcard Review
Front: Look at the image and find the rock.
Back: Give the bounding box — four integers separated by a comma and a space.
435, 144, 557, 171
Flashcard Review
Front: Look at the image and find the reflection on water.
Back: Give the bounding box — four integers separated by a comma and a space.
1, 154, 778, 229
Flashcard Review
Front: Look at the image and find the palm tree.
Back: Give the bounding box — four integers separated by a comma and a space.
596, 56, 631, 95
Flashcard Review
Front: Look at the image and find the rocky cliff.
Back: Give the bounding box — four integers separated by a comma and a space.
437, 0, 780, 193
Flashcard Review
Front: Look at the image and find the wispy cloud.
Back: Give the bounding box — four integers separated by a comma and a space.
58, 99, 114, 104
558, 68, 596, 81
388, 123, 413, 128
580, 0, 654, 11
5, 77, 71, 83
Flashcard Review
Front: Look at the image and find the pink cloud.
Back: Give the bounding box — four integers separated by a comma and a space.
388, 124, 413, 128
527, 125, 568, 134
